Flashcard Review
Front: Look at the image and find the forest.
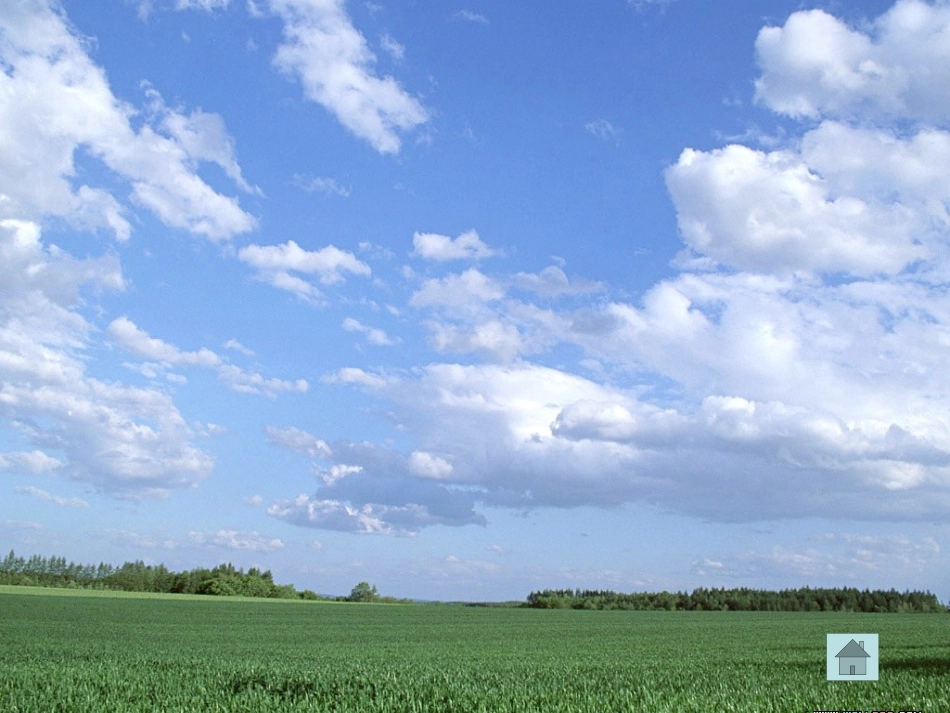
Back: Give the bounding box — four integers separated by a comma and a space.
0, 550, 318, 599
0, 550, 415, 603
524, 586, 947, 612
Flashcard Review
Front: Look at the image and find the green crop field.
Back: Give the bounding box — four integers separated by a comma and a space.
1, 587, 948, 712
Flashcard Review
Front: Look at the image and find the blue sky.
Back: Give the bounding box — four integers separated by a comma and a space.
2, 0, 949, 602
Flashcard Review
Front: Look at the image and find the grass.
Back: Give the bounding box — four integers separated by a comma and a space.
1, 587, 948, 712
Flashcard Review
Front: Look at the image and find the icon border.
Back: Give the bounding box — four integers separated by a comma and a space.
826, 633, 879, 681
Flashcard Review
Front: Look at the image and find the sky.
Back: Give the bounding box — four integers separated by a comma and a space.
2, 0, 949, 602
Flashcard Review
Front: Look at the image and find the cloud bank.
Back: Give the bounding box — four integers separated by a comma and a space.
268, 0, 950, 534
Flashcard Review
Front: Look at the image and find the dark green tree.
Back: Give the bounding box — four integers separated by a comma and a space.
348, 581, 380, 602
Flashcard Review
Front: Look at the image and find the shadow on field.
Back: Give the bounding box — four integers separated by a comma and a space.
884, 657, 950, 676
229, 673, 321, 701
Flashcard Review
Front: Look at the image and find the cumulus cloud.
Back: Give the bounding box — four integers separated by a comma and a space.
268, 0, 428, 153
0, 220, 211, 499
665, 144, 924, 276
407, 264, 593, 361
412, 230, 497, 261
410, 269, 504, 312
265, 423, 485, 534
238, 240, 371, 301
513, 266, 604, 297
408, 451, 453, 479
317, 272, 950, 519
426, 320, 525, 361
0, 0, 256, 240
754, 1, 950, 122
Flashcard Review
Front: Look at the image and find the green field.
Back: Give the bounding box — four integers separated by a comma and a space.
1, 587, 948, 712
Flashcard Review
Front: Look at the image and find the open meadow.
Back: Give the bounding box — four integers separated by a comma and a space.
1, 586, 948, 712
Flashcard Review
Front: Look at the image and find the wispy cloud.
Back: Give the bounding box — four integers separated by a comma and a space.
109, 317, 308, 398
585, 119, 621, 143
268, 0, 428, 153
189, 529, 285, 552
292, 174, 352, 198
16, 486, 88, 508
342, 317, 399, 346
453, 10, 489, 25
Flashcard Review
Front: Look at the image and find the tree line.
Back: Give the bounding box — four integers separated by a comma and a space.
0, 550, 411, 603
0, 550, 321, 600
525, 586, 946, 612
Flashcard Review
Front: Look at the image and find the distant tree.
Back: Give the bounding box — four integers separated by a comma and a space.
348, 581, 380, 602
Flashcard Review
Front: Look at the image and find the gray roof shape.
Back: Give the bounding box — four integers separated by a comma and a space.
835, 639, 870, 658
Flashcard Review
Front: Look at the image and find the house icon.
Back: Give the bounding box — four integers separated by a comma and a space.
835, 639, 870, 675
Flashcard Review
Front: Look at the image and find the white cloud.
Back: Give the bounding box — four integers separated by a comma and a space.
453, 10, 488, 24
292, 174, 352, 197
95, 528, 179, 550
0, 1, 256, 240
692, 533, 941, 583
268, 0, 428, 153
427, 320, 524, 361
265, 420, 487, 534
238, 240, 371, 301
15, 485, 88, 508
665, 144, 924, 276
0, 220, 210, 499
108, 317, 221, 367
265, 425, 332, 458
513, 266, 604, 297
268, 495, 400, 534
175, 0, 232, 10
341, 317, 398, 346
218, 364, 309, 398
379, 32, 405, 62
109, 317, 306, 397
0, 450, 63, 474
223, 338, 254, 356
801, 121, 950, 232
408, 451, 453, 479
267, 493, 477, 535
319, 463, 362, 486
323, 366, 390, 389
412, 230, 497, 261
410, 269, 504, 312
628, 0, 677, 11
755, 1, 950, 123
314, 331, 950, 523
189, 529, 285, 551
584, 119, 621, 143
154, 91, 257, 195
298, 0, 950, 527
